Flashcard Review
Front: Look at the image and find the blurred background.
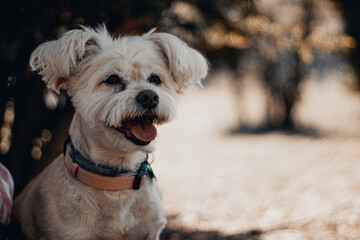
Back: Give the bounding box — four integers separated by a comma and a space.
1, 0, 360, 239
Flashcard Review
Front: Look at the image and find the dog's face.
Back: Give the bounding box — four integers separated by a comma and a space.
30, 26, 208, 153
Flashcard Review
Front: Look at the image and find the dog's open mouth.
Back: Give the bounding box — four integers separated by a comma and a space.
114, 117, 157, 146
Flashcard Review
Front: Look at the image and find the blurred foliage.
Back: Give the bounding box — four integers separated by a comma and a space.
0, 0, 358, 194
157, 0, 358, 128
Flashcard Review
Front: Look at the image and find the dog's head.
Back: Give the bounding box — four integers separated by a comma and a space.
30, 26, 208, 153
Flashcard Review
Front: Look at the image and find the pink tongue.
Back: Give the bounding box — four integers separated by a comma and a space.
126, 119, 157, 143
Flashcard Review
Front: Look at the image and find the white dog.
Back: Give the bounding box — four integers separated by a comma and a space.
13, 26, 208, 240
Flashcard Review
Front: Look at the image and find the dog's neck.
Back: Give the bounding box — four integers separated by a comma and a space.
68, 113, 147, 170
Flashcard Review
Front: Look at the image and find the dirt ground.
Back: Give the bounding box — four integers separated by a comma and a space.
155, 76, 360, 240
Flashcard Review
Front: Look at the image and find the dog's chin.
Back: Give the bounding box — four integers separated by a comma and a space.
101, 127, 155, 153
114, 127, 151, 146
105, 115, 165, 152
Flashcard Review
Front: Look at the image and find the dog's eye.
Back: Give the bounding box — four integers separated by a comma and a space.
104, 75, 126, 89
147, 74, 162, 85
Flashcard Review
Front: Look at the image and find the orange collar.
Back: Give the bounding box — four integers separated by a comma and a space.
63, 140, 155, 191
64, 150, 144, 191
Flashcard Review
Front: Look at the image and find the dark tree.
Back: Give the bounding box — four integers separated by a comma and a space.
158, 0, 356, 131
338, 0, 360, 88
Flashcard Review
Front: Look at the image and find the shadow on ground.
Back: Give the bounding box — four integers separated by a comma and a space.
161, 228, 262, 240
229, 124, 321, 138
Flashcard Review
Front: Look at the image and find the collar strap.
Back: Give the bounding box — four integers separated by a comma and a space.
65, 137, 135, 177
63, 137, 155, 191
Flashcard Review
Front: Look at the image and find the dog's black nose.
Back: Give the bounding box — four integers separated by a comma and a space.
136, 90, 159, 109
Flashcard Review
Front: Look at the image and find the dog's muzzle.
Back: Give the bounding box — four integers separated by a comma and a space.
113, 90, 161, 146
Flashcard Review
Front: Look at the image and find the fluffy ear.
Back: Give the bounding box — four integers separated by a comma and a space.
147, 32, 209, 93
29, 26, 101, 93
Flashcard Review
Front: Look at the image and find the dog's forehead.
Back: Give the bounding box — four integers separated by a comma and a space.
105, 36, 160, 63
77, 35, 168, 83
84, 36, 168, 80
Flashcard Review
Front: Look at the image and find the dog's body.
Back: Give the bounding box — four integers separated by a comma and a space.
13, 26, 208, 240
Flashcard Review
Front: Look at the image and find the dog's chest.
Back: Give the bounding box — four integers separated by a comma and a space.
99, 191, 141, 227
60, 179, 165, 239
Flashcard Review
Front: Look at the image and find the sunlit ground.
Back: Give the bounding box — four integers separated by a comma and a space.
155, 74, 360, 239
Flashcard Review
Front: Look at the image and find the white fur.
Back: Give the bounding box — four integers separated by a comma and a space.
15, 25, 208, 240
146, 32, 209, 93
